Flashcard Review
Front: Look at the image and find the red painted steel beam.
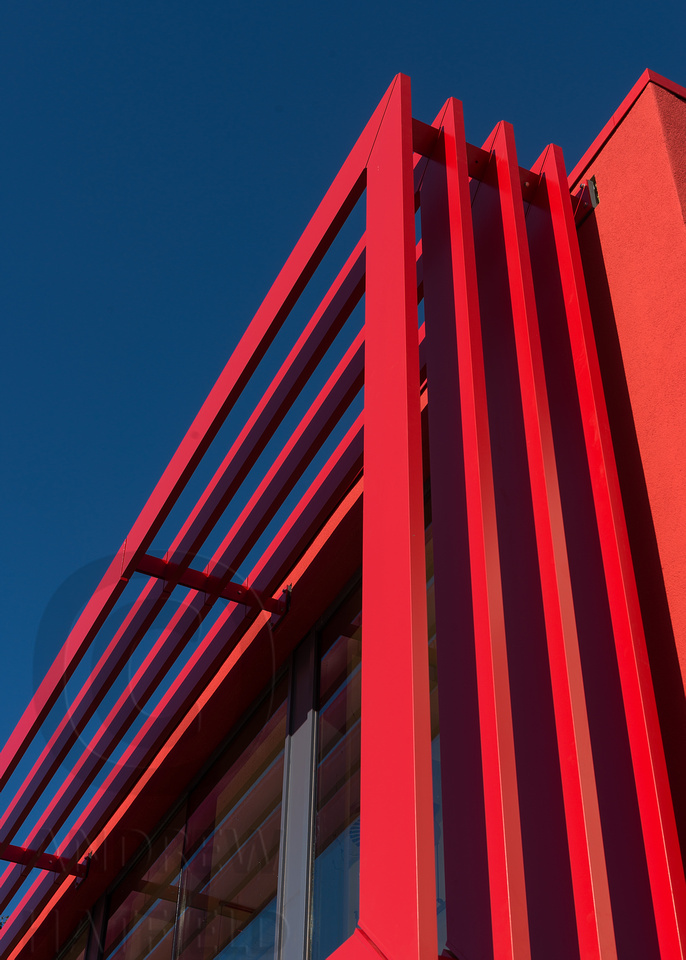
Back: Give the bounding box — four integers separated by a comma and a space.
0, 577, 166, 856
0, 75, 570, 956
0, 845, 87, 879
421, 99, 530, 960
413, 119, 540, 198
4, 309, 420, 936
359, 74, 437, 960
135, 554, 288, 614
327, 929, 388, 960
541, 143, 686, 959
0, 75, 395, 790
493, 121, 617, 960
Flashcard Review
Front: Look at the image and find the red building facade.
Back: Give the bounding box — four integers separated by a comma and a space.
0, 70, 685, 960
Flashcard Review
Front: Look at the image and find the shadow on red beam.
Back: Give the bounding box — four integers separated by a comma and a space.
412, 115, 541, 201
135, 554, 290, 616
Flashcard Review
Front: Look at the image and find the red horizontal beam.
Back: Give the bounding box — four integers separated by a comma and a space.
0, 845, 87, 880
412, 117, 440, 157
412, 116, 541, 203
135, 554, 289, 615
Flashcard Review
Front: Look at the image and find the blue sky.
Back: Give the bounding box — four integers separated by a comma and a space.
1, 0, 685, 742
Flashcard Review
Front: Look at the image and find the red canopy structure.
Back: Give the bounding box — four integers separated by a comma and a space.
1, 70, 685, 960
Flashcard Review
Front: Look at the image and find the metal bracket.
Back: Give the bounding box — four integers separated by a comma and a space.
136, 554, 290, 616
572, 174, 599, 225
0, 843, 89, 879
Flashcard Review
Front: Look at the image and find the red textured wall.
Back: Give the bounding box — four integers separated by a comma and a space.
576, 79, 686, 852
577, 81, 686, 694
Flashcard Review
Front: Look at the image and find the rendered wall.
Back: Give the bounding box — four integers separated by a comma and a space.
575, 75, 686, 857
576, 79, 686, 688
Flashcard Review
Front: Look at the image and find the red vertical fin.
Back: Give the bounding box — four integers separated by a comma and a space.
422, 98, 532, 960
420, 101, 493, 960
360, 73, 437, 960
493, 121, 617, 959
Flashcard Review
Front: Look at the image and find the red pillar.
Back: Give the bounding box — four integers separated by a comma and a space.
359, 73, 438, 960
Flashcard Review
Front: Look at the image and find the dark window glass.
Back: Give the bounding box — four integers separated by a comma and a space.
311, 588, 362, 960
58, 926, 88, 960
103, 677, 287, 960
103, 811, 187, 960
174, 676, 288, 960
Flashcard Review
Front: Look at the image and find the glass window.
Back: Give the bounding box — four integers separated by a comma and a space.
103, 810, 187, 960
103, 676, 287, 960
58, 926, 89, 960
174, 676, 288, 960
311, 588, 362, 960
